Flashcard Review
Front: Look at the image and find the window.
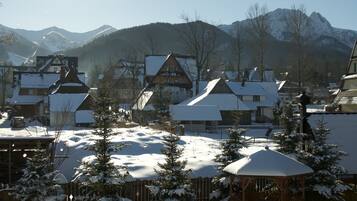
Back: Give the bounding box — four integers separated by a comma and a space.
253, 95, 260, 102
354, 63, 357, 73
241, 96, 253, 102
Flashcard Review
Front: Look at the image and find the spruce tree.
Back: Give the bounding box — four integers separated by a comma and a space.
297, 120, 349, 200
147, 132, 195, 201
11, 144, 65, 201
210, 129, 247, 201
73, 90, 131, 201
273, 103, 304, 154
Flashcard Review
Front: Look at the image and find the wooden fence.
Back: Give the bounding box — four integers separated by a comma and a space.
63, 177, 213, 201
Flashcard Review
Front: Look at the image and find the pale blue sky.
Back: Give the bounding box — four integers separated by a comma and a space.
0, 0, 356, 32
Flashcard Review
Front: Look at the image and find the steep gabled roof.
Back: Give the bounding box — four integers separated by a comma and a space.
37, 55, 78, 72
50, 69, 89, 94
145, 53, 197, 80
179, 78, 252, 110
20, 73, 59, 89
49, 93, 89, 112
346, 40, 357, 74
151, 53, 193, 86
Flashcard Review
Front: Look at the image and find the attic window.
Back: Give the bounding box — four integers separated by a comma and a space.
253, 95, 260, 102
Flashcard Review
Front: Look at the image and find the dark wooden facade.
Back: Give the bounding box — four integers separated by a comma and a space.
0, 137, 55, 185
151, 54, 193, 89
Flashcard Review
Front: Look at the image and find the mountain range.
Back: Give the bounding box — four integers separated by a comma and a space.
219, 8, 357, 49
0, 24, 116, 65
0, 8, 356, 82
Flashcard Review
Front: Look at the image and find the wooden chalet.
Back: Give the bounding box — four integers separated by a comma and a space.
7, 55, 93, 127
49, 68, 94, 127
334, 40, 357, 112
170, 78, 280, 131
132, 53, 197, 122
150, 54, 194, 88
8, 70, 85, 118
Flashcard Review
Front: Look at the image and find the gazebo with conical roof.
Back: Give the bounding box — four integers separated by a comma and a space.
223, 147, 313, 201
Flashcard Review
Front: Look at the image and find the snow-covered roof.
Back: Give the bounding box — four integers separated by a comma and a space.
178, 79, 278, 113
248, 68, 276, 82
309, 113, 357, 174
18, 73, 85, 89
225, 71, 239, 80
8, 87, 43, 105
132, 90, 154, 111
342, 74, 357, 80
145, 55, 167, 76
176, 57, 198, 81
178, 79, 252, 111
75, 110, 94, 124
49, 93, 88, 112
223, 148, 313, 177
21, 73, 59, 88
8, 95, 42, 105
276, 80, 286, 91
170, 105, 222, 121
228, 82, 266, 96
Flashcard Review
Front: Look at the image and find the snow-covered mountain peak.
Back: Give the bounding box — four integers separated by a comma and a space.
309, 12, 333, 33
42, 31, 66, 40
309, 12, 330, 26
218, 9, 357, 48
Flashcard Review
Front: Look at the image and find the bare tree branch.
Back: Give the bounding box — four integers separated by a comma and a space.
178, 15, 218, 94
285, 4, 310, 88
230, 23, 244, 80
247, 3, 270, 81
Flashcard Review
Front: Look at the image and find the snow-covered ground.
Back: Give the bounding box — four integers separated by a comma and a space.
0, 115, 277, 182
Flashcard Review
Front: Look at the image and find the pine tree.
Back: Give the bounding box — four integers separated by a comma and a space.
147, 132, 195, 201
210, 129, 247, 201
297, 120, 349, 200
273, 103, 304, 154
11, 144, 65, 201
73, 90, 131, 201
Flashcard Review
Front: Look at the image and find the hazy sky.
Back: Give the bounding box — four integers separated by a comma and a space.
0, 0, 356, 32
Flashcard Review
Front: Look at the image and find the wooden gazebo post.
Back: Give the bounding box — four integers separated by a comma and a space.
240, 176, 252, 201
298, 175, 306, 201
276, 177, 289, 201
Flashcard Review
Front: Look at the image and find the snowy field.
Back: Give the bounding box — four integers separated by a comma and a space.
0, 115, 277, 182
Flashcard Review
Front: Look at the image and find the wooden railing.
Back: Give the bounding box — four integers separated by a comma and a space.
62, 177, 213, 201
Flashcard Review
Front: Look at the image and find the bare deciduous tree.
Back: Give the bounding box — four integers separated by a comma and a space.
231, 23, 244, 80
123, 48, 143, 104
247, 3, 270, 81
144, 31, 157, 55
179, 15, 218, 94
286, 4, 310, 88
